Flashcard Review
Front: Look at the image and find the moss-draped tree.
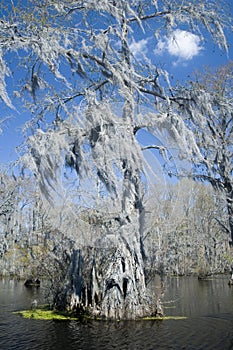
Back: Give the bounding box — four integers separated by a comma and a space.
0, 0, 231, 319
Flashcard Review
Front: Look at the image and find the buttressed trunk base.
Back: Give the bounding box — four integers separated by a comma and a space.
56, 245, 163, 320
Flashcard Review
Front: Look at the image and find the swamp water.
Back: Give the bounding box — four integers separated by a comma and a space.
0, 275, 232, 350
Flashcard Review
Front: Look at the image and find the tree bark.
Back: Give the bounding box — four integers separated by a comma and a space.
58, 233, 161, 320
55, 158, 162, 320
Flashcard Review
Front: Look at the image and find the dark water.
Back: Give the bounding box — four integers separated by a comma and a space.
0, 276, 232, 350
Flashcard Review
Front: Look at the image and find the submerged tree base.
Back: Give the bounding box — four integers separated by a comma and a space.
53, 247, 165, 321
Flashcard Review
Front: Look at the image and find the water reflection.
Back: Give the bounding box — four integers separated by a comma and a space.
163, 275, 233, 318
0, 276, 232, 350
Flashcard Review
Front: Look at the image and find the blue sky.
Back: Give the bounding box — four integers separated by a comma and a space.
130, 27, 233, 82
0, 9, 232, 166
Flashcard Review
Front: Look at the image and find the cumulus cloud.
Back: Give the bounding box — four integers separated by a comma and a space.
154, 29, 203, 64
129, 38, 149, 59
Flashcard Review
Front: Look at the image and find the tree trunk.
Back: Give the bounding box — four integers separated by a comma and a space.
50, 107, 164, 318
55, 211, 162, 319
223, 179, 233, 245
226, 196, 233, 245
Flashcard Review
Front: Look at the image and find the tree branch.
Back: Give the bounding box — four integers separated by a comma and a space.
127, 11, 171, 23
214, 217, 230, 235
141, 145, 166, 152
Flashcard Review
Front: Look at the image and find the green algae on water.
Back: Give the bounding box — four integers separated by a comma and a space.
14, 306, 188, 322
142, 316, 188, 321
14, 307, 80, 321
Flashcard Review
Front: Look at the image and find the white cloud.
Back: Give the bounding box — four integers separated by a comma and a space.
129, 38, 149, 59
154, 29, 203, 63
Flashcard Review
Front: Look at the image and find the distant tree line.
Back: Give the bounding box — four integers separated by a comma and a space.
0, 173, 231, 280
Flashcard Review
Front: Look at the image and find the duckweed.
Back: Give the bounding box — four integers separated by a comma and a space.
14, 307, 79, 321
142, 316, 188, 321
14, 306, 187, 322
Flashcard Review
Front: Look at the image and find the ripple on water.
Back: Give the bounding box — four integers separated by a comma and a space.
0, 277, 233, 350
